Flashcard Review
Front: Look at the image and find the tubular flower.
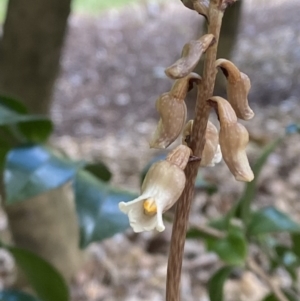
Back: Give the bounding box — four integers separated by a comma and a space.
216, 59, 254, 120
165, 34, 215, 79
207, 96, 254, 182
119, 145, 191, 232
182, 119, 222, 166
150, 73, 201, 149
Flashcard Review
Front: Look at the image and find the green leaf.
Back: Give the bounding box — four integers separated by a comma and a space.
18, 119, 53, 143
291, 233, 300, 259
7, 246, 69, 301
248, 207, 300, 236
0, 290, 41, 301
74, 170, 137, 248
186, 228, 210, 240
0, 95, 27, 114
206, 227, 247, 265
84, 162, 112, 182
4, 145, 79, 205
0, 102, 53, 143
274, 245, 299, 281
0, 146, 10, 170
237, 138, 282, 224
208, 266, 235, 301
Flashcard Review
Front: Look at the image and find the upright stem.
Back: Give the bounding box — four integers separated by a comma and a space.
166, 3, 224, 301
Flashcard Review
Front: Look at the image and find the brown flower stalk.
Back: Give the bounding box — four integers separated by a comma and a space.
166, 1, 237, 300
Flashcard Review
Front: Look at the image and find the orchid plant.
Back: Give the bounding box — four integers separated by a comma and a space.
118, 1, 299, 301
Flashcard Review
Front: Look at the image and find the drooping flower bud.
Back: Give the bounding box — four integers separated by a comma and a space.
216, 59, 254, 120
150, 73, 201, 149
207, 96, 254, 182
181, 0, 209, 20
165, 34, 215, 79
119, 145, 191, 232
182, 119, 222, 166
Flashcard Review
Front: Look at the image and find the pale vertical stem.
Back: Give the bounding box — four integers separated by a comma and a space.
166, 3, 224, 301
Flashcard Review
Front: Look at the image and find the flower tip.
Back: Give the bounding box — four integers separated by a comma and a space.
156, 224, 165, 232
118, 202, 129, 213
243, 110, 255, 121
235, 170, 254, 182
149, 139, 168, 149
165, 66, 180, 79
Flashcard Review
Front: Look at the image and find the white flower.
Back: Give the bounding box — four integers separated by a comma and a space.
208, 144, 222, 166
119, 145, 191, 232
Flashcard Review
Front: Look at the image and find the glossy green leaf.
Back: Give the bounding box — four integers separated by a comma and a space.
237, 138, 282, 224
0, 95, 27, 114
208, 266, 235, 301
247, 207, 300, 236
4, 145, 79, 205
0, 103, 53, 144
7, 247, 69, 301
206, 227, 247, 265
18, 119, 53, 143
0, 290, 41, 301
74, 170, 137, 248
84, 162, 112, 182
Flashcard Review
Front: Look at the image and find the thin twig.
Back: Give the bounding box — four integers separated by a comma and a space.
189, 222, 226, 239
246, 258, 289, 301
166, 2, 225, 300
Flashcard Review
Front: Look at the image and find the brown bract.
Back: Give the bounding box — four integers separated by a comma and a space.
165, 34, 215, 79
216, 58, 254, 120
208, 96, 254, 182
150, 73, 201, 149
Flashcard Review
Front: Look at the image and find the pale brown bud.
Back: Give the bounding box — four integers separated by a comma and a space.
182, 120, 222, 166
150, 73, 200, 149
216, 59, 254, 120
181, 0, 209, 20
165, 34, 215, 79
166, 144, 192, 170
208, 96, 254, 182
170, 72, 201, 99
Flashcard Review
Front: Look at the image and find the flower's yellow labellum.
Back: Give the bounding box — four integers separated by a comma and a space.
143, 198, 157, 216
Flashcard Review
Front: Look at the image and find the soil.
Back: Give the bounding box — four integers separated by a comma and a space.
5, 0, 300, 300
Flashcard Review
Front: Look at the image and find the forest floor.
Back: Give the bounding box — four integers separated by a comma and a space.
49, 0, 300, 300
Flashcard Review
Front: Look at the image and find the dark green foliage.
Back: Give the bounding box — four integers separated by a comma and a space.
208, 266, 235, 301
75, 170, 136, 248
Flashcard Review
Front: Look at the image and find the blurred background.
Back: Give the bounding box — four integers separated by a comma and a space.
0, 0, 300, 300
